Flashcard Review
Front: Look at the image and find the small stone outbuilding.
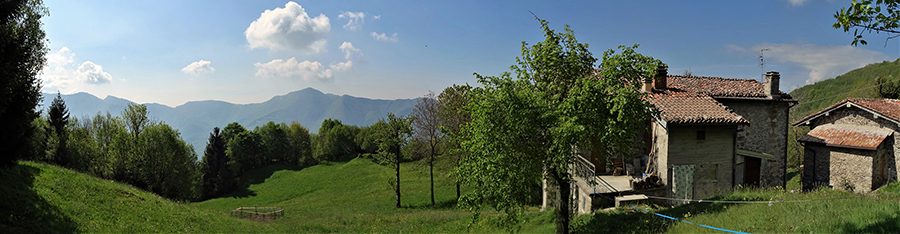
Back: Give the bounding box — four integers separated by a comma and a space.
793, 98, 900, 192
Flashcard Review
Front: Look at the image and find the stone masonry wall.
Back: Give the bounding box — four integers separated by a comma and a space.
723, 100, 790, 187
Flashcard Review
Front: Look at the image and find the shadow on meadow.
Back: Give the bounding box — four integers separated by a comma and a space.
226, 163, 310, 198
837, 211, 900, 233
0, 163, 77, 233
571, 195, 748, 234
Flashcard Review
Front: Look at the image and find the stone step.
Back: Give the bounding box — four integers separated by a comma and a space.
614, 194, 648, 207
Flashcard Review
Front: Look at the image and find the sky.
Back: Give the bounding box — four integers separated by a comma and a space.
39, 0, 900, 107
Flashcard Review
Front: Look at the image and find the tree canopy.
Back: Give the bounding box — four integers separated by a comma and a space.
456, 18, 660, 234
834, 0, 900, 46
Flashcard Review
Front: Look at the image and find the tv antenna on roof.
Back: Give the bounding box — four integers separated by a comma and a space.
759, 48, 770, 81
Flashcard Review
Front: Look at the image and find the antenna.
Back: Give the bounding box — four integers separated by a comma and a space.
759, 48, 770, 81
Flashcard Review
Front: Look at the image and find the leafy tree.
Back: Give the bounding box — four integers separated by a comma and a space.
438, 84, 471, 201
834, 0, 900, 46
65, 117, 99, 174
287, 122, 313, 166
27, 116, 49, 161
221, 122, 248, 144
122, 103, 149, 140
227, 131, 263, 174
48, 92, 70, 167
139, 123, 199, 201
0, 0, 49, 168
313, 119, 359, 162
373, 113, 413, 208
412, 92, 443, 206
875, 75, 900, 98
258, 121, 292, 164
200, 127, 234, 199
355, 125, 379, 155
457, 18, 659, 234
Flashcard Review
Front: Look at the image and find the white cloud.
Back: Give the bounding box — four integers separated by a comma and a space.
373, 15, 381, 19
245, 1, 330, 53
254, 58, 334, 81
371, 32, 399, 42
181, 60, 215, 76
75, 61, 113, 84
41, 47, 113, 89
339, 41, 362, 60
787, 0, 808, 6
330, 60, 353, 71
731, 43, 890, 85
338, 11, 366, 30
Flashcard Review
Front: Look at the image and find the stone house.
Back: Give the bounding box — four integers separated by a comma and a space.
571, 69, 795, 213
792, 98, 900, 192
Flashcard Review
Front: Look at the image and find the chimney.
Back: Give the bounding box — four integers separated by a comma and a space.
653, 65, 668, 90
765, 71, 780, 98
641, 76, 653, 92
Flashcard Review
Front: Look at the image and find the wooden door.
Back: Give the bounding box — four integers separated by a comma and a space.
744, 157, 761, 186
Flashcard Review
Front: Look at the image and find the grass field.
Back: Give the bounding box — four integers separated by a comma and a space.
5, 158, 900, 233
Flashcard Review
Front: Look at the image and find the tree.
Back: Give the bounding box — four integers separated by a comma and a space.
227, 131, 263, 174
834, 0, 900, 46
258, 121, 291, 164
48, 92, 70, 166
456, 18, 659, 234
313, 119, 359, 162
412, 92, 443, 206
876, 75, 900, 98
200, 127, 233, 200
373, 113, 413, 208
122, 103, 149, 140
0, 0, 49, 168
139, 123, 199, 201
438, 84, 471, 201
221, 122, 248, 144
287, 122, 313, 166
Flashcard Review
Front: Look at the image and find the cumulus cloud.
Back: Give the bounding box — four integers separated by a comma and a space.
787, 0, 808, 6
330, 60, 353, 71
728, 43, 890, 85
245, 1, 330, 53
76, 61, 113, 84
338, 11, 366, 30
41, 47, 113, 88
254, 58, 334, 81
339, 41, 362, 60
373, 15, 381, 19
371, 32, 399, 42
181, 60, 215, 76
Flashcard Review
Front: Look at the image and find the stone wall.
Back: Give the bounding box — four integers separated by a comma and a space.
809, 107, 899, 188
664, 125, 736, 200
722, 100, 790, 188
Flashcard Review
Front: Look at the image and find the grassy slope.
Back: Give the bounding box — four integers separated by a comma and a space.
193, 157, 554, 233
789, 58, 900, 121
0, 161, 274, 233
571, 173, 900, 234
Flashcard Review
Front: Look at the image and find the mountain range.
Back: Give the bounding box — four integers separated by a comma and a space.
39, 88, 418, 157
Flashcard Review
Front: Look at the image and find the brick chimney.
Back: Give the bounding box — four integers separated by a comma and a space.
765, 71, 780, 98
641, 76, 653, 92
653, 65, 668, 90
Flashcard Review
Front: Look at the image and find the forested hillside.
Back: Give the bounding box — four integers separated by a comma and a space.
789, 58, 900, 121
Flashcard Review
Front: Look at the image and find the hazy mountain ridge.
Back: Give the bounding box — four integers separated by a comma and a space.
40, 88, 418, 156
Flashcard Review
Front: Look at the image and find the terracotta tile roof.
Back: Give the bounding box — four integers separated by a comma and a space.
792, 98, 900, 126
667, 75, 793, 99
798, 124, 892, 150
646, 90, 749, 125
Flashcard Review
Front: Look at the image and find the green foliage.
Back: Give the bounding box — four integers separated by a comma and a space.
287, 121, 314, 166
355, 124, 379, 155
47, 92, 71, 167
258, 121, 292, 164
788, 59, 899, 122
220, 122, 247, 144
457, 17, 659, 234
438, 84, 472, 200
122, 103, 150, 140
373, 113, 414, 208
200, 127, 235, 200
138, 124, 199, 201
313, 119, 360, 162
0, 0, 49, 168
227, 131, 263, 175
834, 0, 900, 46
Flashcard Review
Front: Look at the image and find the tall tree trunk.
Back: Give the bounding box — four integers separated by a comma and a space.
430, 142, 435, 206
551, 169, 570, 234
396, 150, 402, 208
456, 154, 462, 201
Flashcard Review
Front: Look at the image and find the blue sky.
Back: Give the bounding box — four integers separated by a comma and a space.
40, 0, 898, 107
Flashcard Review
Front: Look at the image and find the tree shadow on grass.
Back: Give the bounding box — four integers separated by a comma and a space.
837, 212, 900, 233
404, 199, 458, 210
0, 163, 77, 233
571, 195, 741, 234
224, 163, 310, 198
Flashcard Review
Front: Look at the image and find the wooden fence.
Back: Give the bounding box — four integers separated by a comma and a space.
230, 207, 284, 220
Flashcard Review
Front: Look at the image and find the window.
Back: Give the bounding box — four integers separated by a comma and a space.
696, 130, 706, 140
710, 164, 718, 180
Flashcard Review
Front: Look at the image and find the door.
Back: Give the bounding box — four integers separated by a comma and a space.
672, 164, 695, 204
744, 157, 761, 186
